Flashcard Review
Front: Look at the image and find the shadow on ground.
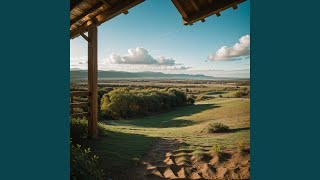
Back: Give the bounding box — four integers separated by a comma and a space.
105, 104, 220, 128
229, 127, 250, 133
79, 130, 156, 178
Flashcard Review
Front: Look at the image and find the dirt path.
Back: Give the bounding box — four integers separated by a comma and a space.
131, 138, 250, 180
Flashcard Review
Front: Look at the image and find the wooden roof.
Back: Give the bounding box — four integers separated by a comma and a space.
70, 0, 145, 39
70, 0, 247, 39
171, 0, 247, 25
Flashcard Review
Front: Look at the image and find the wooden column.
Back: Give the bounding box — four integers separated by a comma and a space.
88, 25, 98, 138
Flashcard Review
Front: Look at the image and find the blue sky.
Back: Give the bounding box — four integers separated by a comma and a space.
70, 0, 250, 78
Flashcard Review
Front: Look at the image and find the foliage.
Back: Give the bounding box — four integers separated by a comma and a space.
237, 140, 249, 155
100, 88, 188, 119
70, 118, 107, 140
207, 122, 230, 133
237, 140, 245, 152
187, 97, 195, 105
70, 141, 104, 180
210, 144, 222, 154
210, 144, 231, 162
196, 95, 211, 101
234, 87, 250, 98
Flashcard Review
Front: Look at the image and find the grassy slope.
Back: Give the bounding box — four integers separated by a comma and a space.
89, 97, 250, 173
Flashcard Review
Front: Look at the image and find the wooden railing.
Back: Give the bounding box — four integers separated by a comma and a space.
70, 91, 91, 118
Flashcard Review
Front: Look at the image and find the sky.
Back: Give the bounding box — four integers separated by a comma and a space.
70, 0, 250, 78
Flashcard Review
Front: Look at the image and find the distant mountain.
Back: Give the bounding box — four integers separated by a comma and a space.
70, 70, 215, 80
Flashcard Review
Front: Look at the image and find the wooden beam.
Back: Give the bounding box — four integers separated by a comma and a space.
183, 0, 246, 26
190, 0, 200, 11
70, 2, 104, 26
70, 0, 84, 12
70, 102, 89, 109
80, 33, 89, 42
70, 91, 90, 97
87, 25, 98, 138
123, 10, 129, 15
70, 0, 145, 39
70, 112, 89, 118
171, 0, 188, 19
99, 0, 112, 8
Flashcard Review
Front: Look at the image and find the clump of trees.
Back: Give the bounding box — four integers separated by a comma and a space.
234, 87, 250, 98
100, 88, 192, 119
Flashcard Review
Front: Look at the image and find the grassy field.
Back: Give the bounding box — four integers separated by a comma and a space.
85, 96, 250, 175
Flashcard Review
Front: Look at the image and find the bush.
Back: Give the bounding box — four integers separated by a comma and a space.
237, 140, 249, 156
71, 142, 104, 180
207, 122, 230, 133
70, 118, 107, 140
100, 88, 188, 119
196, 95, 211, 101
210, 144, 222, 154
187, 97, 195, 105
210, 144, 231, 162
234, 87, 250, 98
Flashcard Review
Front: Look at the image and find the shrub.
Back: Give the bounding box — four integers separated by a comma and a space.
187, 97, 195, 105
207, 122, 230, 133
210, 144, 222, 154
210, 144, 231, 162
100, 88, 188, 119
70, 142, 104, 180
237, 140, 249, 156
196, 95, 211, 101
70, 118, 107, 140
234, 87, 250, 98
218, 95, 223, 98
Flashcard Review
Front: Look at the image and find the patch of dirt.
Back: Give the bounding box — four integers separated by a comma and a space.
129, 138, 250, 180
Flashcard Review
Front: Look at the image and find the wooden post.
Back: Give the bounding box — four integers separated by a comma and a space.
88, 25, 98, 138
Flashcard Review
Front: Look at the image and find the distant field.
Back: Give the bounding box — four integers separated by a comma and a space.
73, 79, 250, 179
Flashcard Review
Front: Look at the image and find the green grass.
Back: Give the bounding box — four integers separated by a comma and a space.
87, 97, 250, 173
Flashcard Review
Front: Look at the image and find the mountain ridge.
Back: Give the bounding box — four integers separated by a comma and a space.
70, 69, 215, 80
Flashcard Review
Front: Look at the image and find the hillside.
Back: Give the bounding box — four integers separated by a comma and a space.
70, 70, 215, 80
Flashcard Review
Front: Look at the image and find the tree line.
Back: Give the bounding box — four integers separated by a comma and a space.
100, 88, 194, 119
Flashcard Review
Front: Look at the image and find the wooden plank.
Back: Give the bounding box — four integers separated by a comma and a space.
70, 0, 84, 12
70, 0, 145, 39
183, 0, 246, 25
190, 0, 200, 11
80, 33, 89, 42
99, 0, 112, 8
171, 0, 188, 19
70, 112, 89, 118
87, 25, 98, 138
70, 102, 89, 109
70, 1, 104, 26
70, 91, 90, 97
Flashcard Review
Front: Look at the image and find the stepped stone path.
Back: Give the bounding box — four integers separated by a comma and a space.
132, 138, 250, 180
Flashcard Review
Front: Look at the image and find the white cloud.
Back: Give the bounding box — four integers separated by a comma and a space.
156, 56, 176, 65
208, 35, 250, 61
106, 47, 177, 66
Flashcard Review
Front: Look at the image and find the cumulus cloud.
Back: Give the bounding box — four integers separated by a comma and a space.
107, 47, 176, 66
156, 56, 176, 65
208, 35, 250, 61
